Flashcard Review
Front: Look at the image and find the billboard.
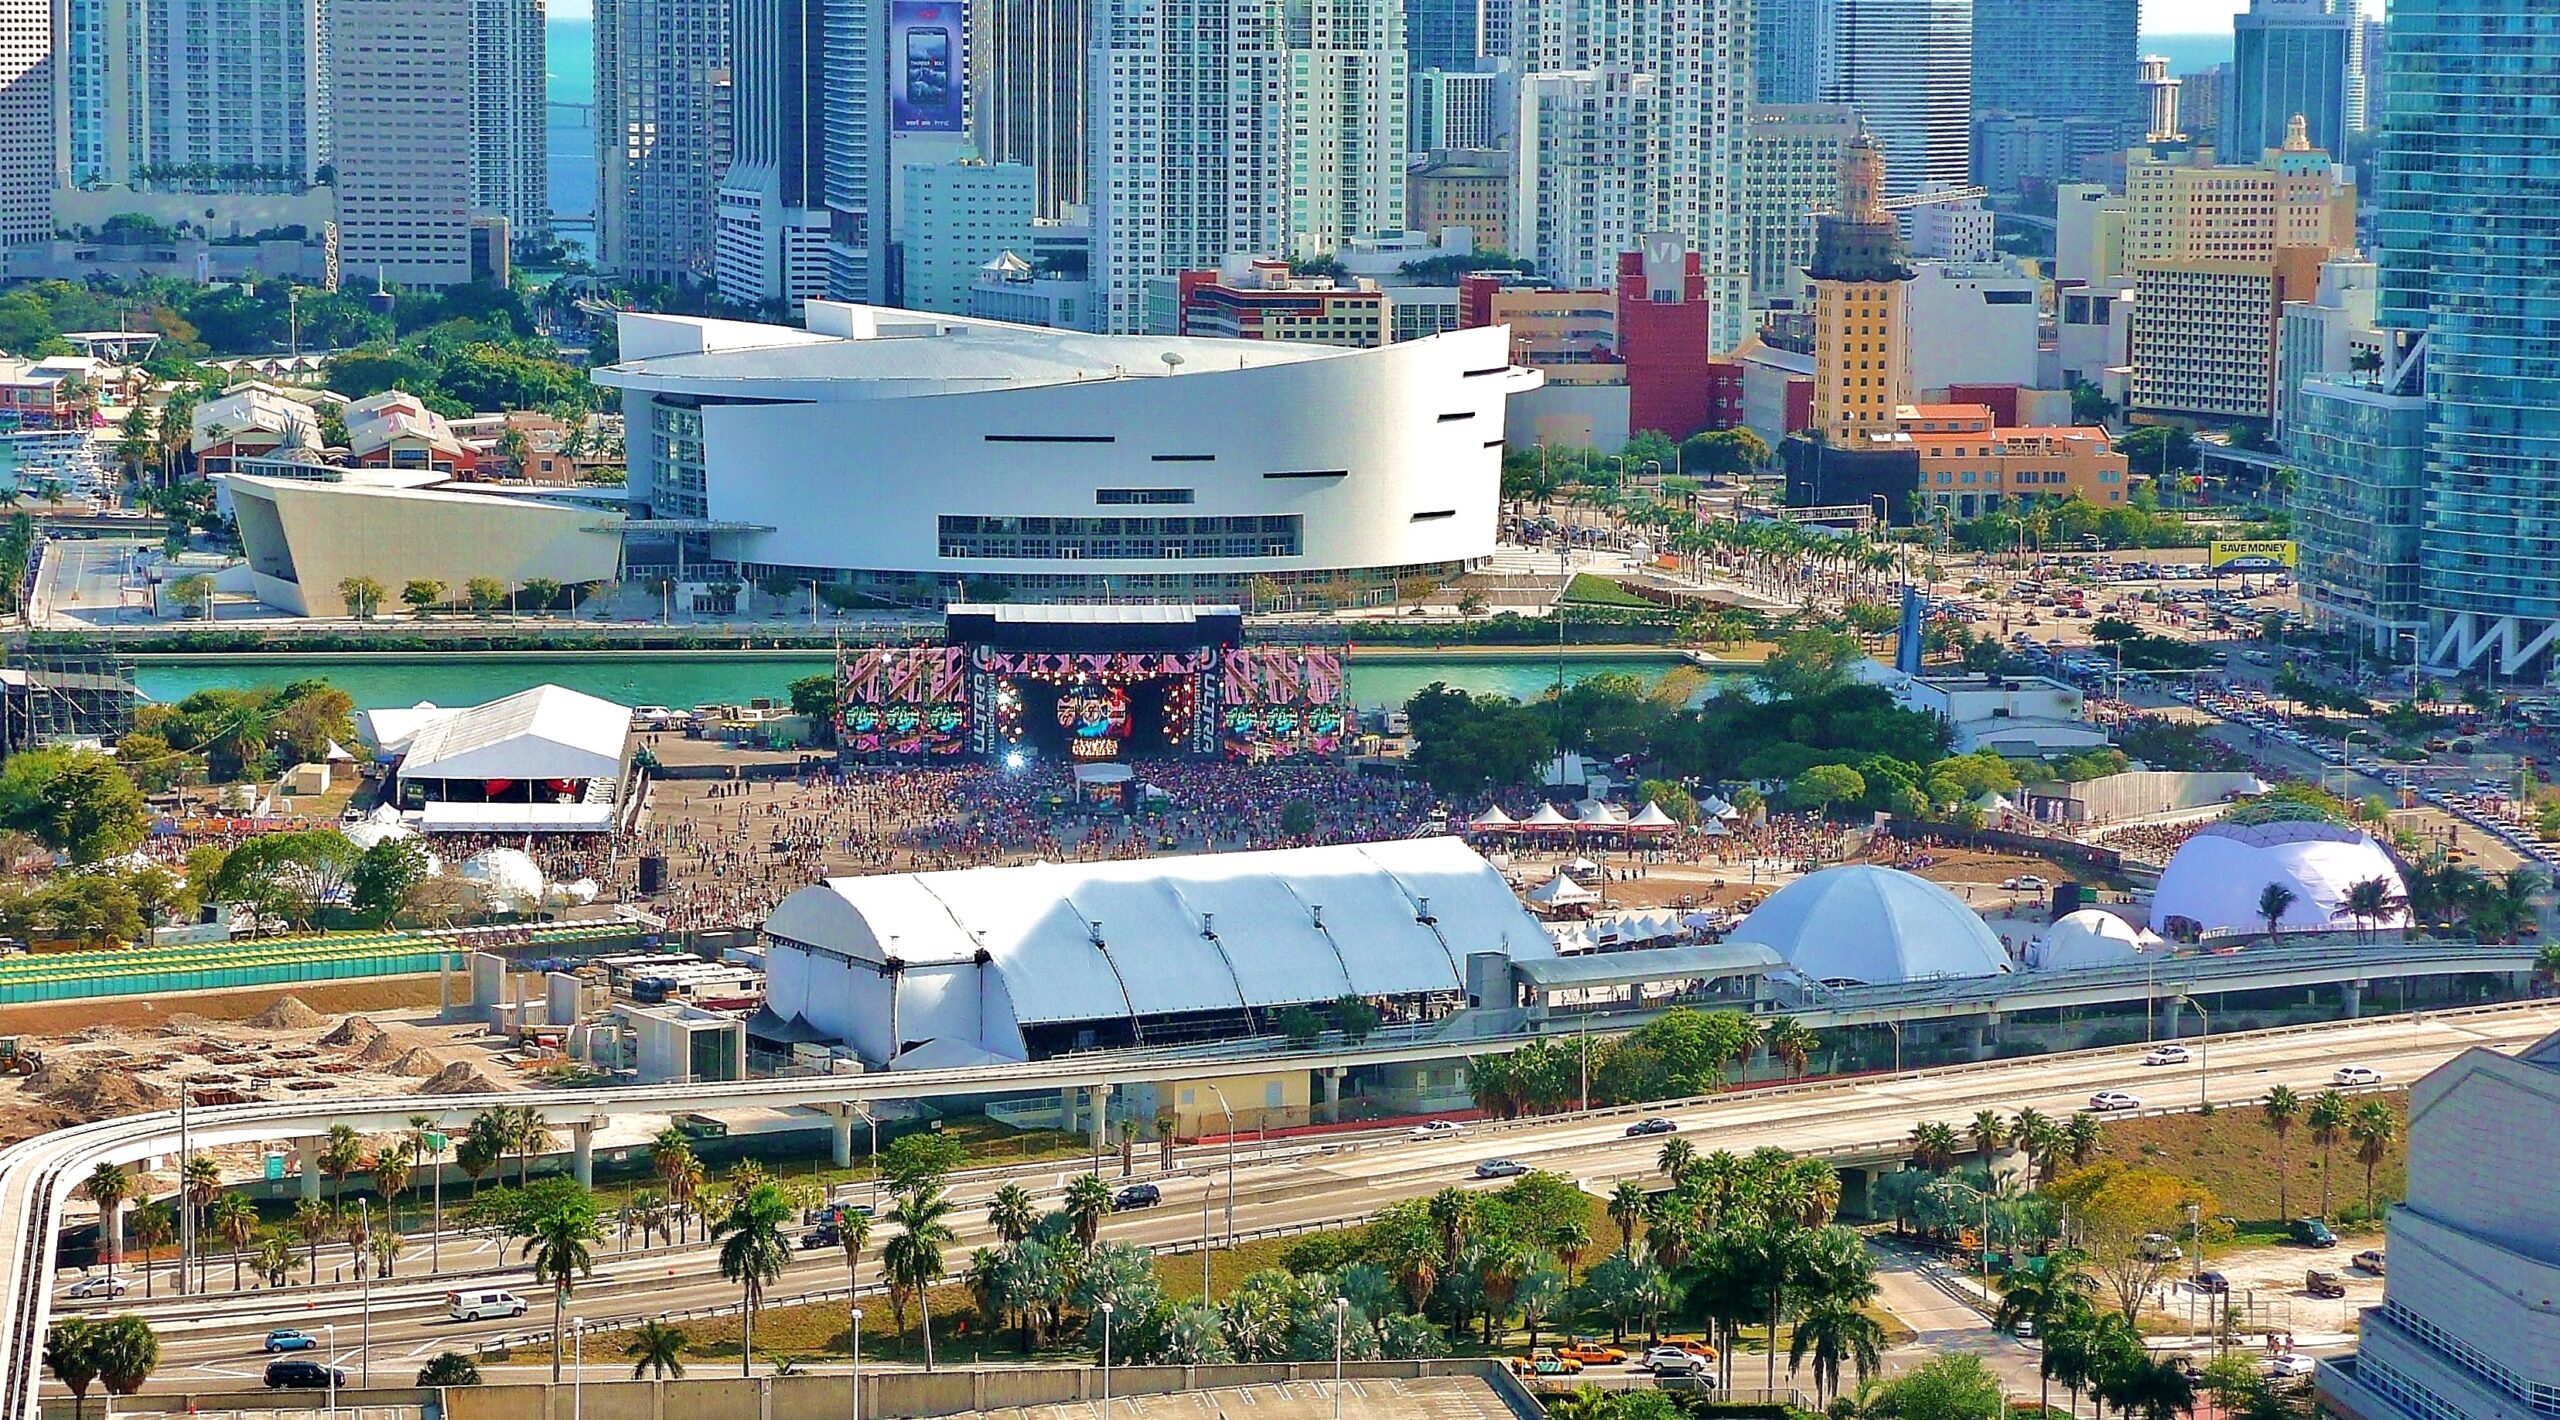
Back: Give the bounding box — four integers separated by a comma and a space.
890, 0, 966, 133
2207, 539, 2298, 574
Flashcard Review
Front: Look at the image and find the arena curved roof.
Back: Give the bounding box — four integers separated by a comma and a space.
760, 836, 1553, 1032
1729, 864, 2011, 986
2149, 820, 2408, 935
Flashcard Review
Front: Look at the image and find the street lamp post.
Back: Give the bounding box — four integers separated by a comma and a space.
357, 1200, 372, 1387
1099, 1301, 1115, 1416
1885, 1018, 1903, 1075
1204, 1086, 1237, 1242
324, 1322, 338, 1420
1332, 1296, 1351, 1420
2183, 995, 2211, 1110
573, 1318, 585, 1420
1201, 1180, 1215, 1300
850, 1304, 863, 1420
859, 1103, 880, 1214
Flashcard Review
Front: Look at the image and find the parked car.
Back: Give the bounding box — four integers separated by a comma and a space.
2332, 1065, 2385, 1087
2089, 1090, 2143, 1112
1409, 1120, 1464, 1140
1475, 1159, 1528, 1179
2193, 1271, 2230, 1295
799, 1224, 841, 1250
264, 1360, 347, 1390
2138, 1233, 2184, 1263
2268, 1353, 2319, 1379
2352, 1249, 2387, 1274
262, 1329, 319, 1353
1507, 1351, 1582, 1376
1642, 1347, 1712, 1378
2144, 1044, 2193, 1067
1112, 1183, 1162, 1211
2306, 1269, 2346, 1299
2290, 1217, 2339, 1249
64, 1275, 127, 1300
1625, 1117, 1678, 1137
1555, 1342, 1625, 1366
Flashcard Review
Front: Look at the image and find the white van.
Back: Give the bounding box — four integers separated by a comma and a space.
446, 1288, 528, 1321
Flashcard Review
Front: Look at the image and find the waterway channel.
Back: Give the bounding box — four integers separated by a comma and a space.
130, 650, 1724, 712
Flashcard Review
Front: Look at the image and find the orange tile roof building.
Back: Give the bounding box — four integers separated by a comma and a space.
1896, 403, 2134, 519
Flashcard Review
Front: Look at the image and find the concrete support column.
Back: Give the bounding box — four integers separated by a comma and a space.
296, 1135, 321, 1201
829, 1106, 857, 1168
1061, 1087, 1081, 1135
572, 1121, 595, 1188
2341, 979, 2363, 1019
1322, 1068, 1344, 1124
1089, 1083, 1112, 1149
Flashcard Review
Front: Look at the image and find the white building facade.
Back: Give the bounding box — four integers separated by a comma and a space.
470, 0, 548, 245
897, 161, 1037, 315
1742, 103, 1861, 309
0, 0, 45, 248
1284, 0, 1408, 259
331, 0, 476, 286
720, 0, 831, 306
56, 0, 326, 191
1909, 261, 2042, 393
593, 304, 1539, 601
597, 0, 734, 286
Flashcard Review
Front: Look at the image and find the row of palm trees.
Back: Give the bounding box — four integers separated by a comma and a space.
1908, 1106, 2105, 1185
1464, 1012, 1823, 1118
2260, 1085, 2400, 1222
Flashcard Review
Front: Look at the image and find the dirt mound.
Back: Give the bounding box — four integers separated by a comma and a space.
72, 1026, 131, 1043
385, 1047, 448, 1077
320, 1015, 385, 1049
38, 1066, 171, 1123
416, 1061, 500, 1095
0, 1101, 74, 1148
353, 1033, 414, 1066
248, 996, 327, 1030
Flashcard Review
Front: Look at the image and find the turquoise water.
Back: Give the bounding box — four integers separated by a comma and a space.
132, 654, 1702, 714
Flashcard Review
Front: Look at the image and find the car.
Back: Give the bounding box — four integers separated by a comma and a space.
2268, 1353, 2319, 1379
2352, 1249, 2387, 1274
1658, 1338, 1719, 1362
2012, 1317, 2036, 1339
2138, 1233, 2184, 1263
2290, 1217, 2339, 1249
63, 1275, 127, 1300
1409, 1119, 1464, 1140
799, 1224, 840, 1250
1556, 1342, 1626, 1365
1641, 1347, 1711, 1378
2144, 1044, 2193, 1067
1507, 1351, 1583, 1376
2305, 1269, 2346, 1298
262, 1329, 319, 1353
1625, 1117, 1678, 1137
2193, 1271, 2230, 1295
2332, 1065, 2384, 1087
2089, 1090, 2142, 1112
1112, 1183, 1163, 1211
1475, 1159, 1528, 1179
264, 1360, 347, 1391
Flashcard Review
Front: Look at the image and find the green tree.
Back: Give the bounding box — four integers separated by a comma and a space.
882, 1183, 959, 1369
1789, 763, 1866, 815
418, 1352, 484, 1387
1333, 994, 1380, 1044
1680, 427, 1771, 480
1860, 1351, 2006, 1420
91, 1314, 159, 1396
349, 836, 433, 925
1788, 1294, 1885, 1406
83, 1163, 131, 1276
400, 578, 447, 616
711, 1180, 793, 1375
624, 1319, 689, 1379
0, 749, 149, 863
2257, 882, 2298, 939
44, 1318, 102, 1420
209, 1191, 258, 1290
515, 1182, 601, 1382
1064, 1173, 1114, 1251
465, 576, 508, 613
337, 576, 387, 619
2347, 1099, 2399, 1217
518, 576, 563, 613
879, 1132, 968, 1192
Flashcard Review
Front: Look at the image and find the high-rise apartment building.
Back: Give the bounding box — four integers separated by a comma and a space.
1822, 0, 1973, 201
897, 160, 1035, 313
57, 0, 326, 190
333, 0, 476, 285
2125, 117, 2355, 423
2139, 55, 2182, 142
1754, 0, 1829, 104
972, 0, 1088, 217
597, 0, 734, 286
1088, 0, 1287, 333
1407, 0, 1486, 71
1406, 149, 1508, 251
2179, 62, 2224, 145
1808, 138, 1913, 446
819, 0, 887, 303
719, 0, 829, 305
0, 0, 44, 247
1514, 0, 1751, 351
2372, 0, 2560, 678
1412, 60, 1511, 153
2227, 0, 2352, 160
471, 0, 549, 245
1285, 0, 1406, 259
1741, 103, 1862, 309
1968, 0, 2137, 187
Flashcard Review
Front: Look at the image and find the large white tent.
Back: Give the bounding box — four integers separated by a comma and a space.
1729, 864, 2011, 986
393, 684, 632, 788
2027, 909, 2162, 971
761, 836, 1555, 1064
2149, 820, 2409, 936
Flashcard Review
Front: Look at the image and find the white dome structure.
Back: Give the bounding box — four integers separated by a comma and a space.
2028, 909, 2162, 971
1732, 865, 2011, 986
458, 847, 548, 911
2149, 820, 2408, 936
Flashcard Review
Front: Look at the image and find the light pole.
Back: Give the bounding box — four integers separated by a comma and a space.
859, 1102, 880, 1214
357, 1200, 372, 1387
1099, 1301, 1115, 1416
1332, 1296, 1350, 1420
324, 1322, 338, 1420
1201, 1179, 1215, 1300
1204, 1086, 1236, 1242
428, 1126, 445, 1272
2182, 995, 2211, 1110
1885, 1018, 1903, 1075
850, 1304, 863, 1420
572, 1317, 585, 1420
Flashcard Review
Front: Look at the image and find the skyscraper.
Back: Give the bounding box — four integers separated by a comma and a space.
1407, 0, 1486, 70
471, 0, 550, 245
972, 0, 1089, 217
820, 0, 887, 303
1808, 137, 1913, 446
597, 0, 734, 286
0, 0, 46, 248
2140, 55, 2182, 142
1968, 0, 2137, 186
2378, 0, 2560, 677
57, 0, 326, 190
1286, 0, 1407, 258
1741, 103, 1863, 308
719, 0, 830, 305
1087, 0, 1287, 334
333, 0, 476, 285
1823, 0, 1972, 201
1514, 0, 1752, 351
2227, 0, 2352, 160
1754, 0, 1830, 105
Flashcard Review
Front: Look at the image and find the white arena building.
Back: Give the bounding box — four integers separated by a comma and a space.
2149, 819, 2409, 937
757, 837, 1555, 1065
592, 304, 1542, 603
1729, 864, 2012, 987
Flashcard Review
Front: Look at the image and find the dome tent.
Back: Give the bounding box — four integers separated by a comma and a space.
458, 847, 547, 911
1730, 864, 2011, 986
2028, 909, 2161, 971
2149, 820, 2408, 936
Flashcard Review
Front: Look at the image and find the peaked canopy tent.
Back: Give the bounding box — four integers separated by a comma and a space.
1525, 872, 1597, 913
384, 684, 634, 830
760, 836, 1556, 1064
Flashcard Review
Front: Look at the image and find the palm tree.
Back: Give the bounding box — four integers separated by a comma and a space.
209, 1193, 257, 1291
2342, 875, 2404, 942
650, 1128, 698, 1240
1968, 1110, 2006, 1163
83, 1163, 131, 1277
2348, 1099, 2400, 1217
1063, 1173, 1113, 1251
1788, 1295, 1885, 1406
455, 1130, 501, 1199
1549, 1218, 1590, 1284
712, 1181, 794, 1376
2109, 1354, 2199, 1420
986, 1182, 1036, 1244
626, 1190, 672, 1248
881, 1183, 958, 1370
127, 1198, 173, 1297
2258, 881, 2299, 939
519, 1186, 601, 1383
252, 1232, 295, 1289
1658, 1137, 1697, 1184
1766, 1016, 1820, 1076
837, 1206, 873, 1301
46, 1318, 102, 1420
91, 1313, 159, 1400
289, 1198, 331, 1284
1908, 1121, 1960, 1174
2263, 1085, 2304, 1220
625, 1318, 690, 1380
2307, 1090, 2351, 1220
1428, 1187, 1474, 1266
182, 1153, 220, 1289
1608, 1180, 1647, 1255
369, 1150, 412, 1234
1994, 1262, 2095, 1415
318, 1124, 363, 1209
2063, 1112, 2103, 1170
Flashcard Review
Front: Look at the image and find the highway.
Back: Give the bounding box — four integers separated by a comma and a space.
38, 1001, 2560, 1402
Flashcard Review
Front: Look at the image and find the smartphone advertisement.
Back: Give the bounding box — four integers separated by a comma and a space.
890, 0, 965, 133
